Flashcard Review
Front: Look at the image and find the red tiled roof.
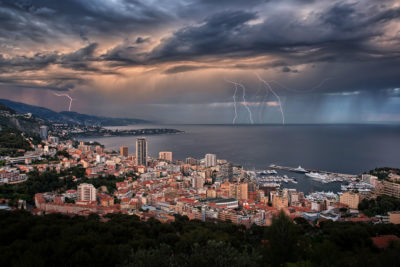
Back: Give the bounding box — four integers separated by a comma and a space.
372, 235, 400, 249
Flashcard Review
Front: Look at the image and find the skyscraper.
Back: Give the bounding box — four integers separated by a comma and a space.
120, 146, 128, 157
205, 153, 217, 167
159, 151, 172, 162
39, 125, 48, 140
136, 138, 147, 166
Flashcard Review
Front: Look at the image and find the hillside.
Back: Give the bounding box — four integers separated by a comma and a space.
0, 104, 42, 156
0, 103, 46, 135
0, 99, 149, 126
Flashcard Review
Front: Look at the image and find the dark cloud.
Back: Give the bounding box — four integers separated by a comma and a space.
0, 0, 177, 44
135, 37, 150, 44
0, 0, 399, 123
0, 43, 103, 73
0, 75, 85, 91
163, 65, 210, 74
281, 66, 298, 73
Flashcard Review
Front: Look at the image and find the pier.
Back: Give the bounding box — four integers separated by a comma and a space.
269, 164, 357, 179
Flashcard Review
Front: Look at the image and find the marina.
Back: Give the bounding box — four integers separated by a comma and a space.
269, 164, 357, 183
249, 164, 361, 194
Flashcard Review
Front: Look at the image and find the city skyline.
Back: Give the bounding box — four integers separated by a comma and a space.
0, 0, 400, 123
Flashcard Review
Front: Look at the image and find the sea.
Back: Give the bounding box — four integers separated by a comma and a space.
79, 124, 400, 194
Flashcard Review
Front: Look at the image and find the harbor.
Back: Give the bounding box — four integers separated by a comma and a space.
269, 164, 357, 183
246, 164, 365, 194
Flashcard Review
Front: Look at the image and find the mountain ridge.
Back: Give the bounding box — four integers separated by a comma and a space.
0, 99, 149, 126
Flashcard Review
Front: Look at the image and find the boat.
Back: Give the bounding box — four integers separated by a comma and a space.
261, 182, 281, 188
293, 166, 308, 173
305, 172, 329, 182
266, 170, 278, 174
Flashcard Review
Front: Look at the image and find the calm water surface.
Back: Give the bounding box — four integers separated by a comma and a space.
79, 124, 400, 193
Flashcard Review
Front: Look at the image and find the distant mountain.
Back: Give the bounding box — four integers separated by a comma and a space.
0, 99, 149, 126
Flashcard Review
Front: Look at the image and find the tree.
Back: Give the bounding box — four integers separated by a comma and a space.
265, 211, 302, 265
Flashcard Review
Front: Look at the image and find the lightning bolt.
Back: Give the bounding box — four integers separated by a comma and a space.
256, 74, 285, 125
53, 93, 74, 111
232, 83, 238, 124
226, 79, 254, 124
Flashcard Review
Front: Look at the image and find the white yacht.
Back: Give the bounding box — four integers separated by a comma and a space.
293, 166, 308, 173
306, 172, 328, 182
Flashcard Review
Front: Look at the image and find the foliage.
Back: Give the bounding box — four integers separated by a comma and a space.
0, 127, 32, 156
55, 149, 71, 159
359, 196, 400, 217
0, 211, 399, 267
368, 167, 400, 180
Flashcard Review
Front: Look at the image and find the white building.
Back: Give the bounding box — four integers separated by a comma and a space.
77, 183, 97, 202
192, 175, 205, 189
205, 153, 217, 168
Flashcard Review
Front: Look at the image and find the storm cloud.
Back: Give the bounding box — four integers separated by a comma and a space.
0, 0, 399, 123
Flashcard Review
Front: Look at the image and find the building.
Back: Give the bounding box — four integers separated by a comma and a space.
229, 183, 248, 200
383, 180, 400, 198
220, 163, 233, 181
339, 191, 361, 209
362, 174, 378, 186
210, 198, 239, 209
39, 125, 48, 140
48, 136, 59, 144
136, 138, 148, 166
192, 175, 205, 189
120, 146, 128, 157
159, 151, 172, 162
77, 183, 97, 202
388, 211, 400, 224
186, 157, 198, 165
205, 154, 217, 168
271, 191, 289, 210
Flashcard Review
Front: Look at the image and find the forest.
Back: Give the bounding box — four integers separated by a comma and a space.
0, 210, 399, 267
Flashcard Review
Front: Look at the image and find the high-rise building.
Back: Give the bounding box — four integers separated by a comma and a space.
159, 151, 172, 162
186, 157, 198, 165
77, 183, 96, 202
39, 125, 48, 140
136, 138, 148, 166
120, 146, 128, 157
205, 153, 217, 167
220, 163, 233, 181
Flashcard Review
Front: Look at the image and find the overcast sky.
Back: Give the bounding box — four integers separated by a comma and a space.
0, 0, 399, 123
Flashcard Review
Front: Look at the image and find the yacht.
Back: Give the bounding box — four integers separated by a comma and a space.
293, 166, 308, 173
305, 172, 328, 182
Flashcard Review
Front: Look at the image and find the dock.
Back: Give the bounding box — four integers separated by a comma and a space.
269, 164, 357, 179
